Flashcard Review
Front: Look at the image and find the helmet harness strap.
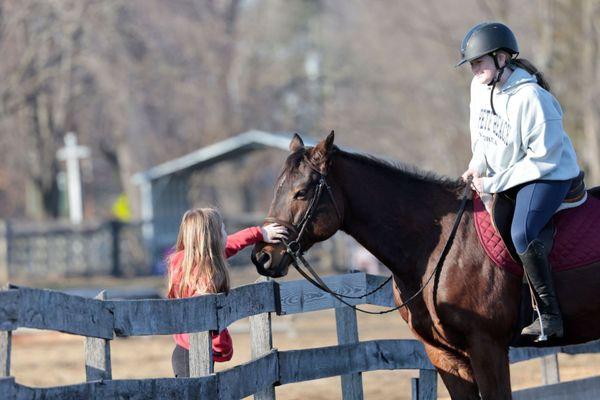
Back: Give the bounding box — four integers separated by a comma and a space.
488, 52, 505, 116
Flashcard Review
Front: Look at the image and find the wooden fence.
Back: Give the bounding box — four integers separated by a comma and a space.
510, 340, 600, 399
0, 272, 599, 399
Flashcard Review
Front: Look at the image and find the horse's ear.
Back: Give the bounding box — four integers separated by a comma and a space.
289, 133, 304, 152
325, 130, 335, 149
310, 131, 335, 168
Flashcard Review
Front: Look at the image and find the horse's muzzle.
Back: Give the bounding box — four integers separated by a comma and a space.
251, 245, 290, 278
254, 250, 272, 269
251, 246, 275, 276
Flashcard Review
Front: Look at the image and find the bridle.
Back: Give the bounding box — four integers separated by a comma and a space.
256, 155, 342, 277
254, 154, 473, 315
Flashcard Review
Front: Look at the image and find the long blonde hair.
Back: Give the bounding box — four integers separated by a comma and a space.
167, 208, 230, 298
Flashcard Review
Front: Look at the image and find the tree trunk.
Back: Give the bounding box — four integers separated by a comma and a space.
582, 0, 600, 184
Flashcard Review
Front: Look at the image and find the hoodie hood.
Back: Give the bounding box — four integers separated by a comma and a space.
500, 67, 537, 94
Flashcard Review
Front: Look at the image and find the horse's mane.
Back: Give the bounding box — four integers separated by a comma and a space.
337, 149, 464, 192
281, 145, 464, 195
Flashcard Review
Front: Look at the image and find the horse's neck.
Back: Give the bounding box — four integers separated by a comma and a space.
333, 153, 459, 279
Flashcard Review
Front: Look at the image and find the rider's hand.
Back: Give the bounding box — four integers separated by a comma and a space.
261, 223, 289, 243
461, 168, 480, 182
472, 176, 485, 193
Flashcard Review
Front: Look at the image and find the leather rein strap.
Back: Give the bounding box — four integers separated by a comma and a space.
265, 158, 473, 315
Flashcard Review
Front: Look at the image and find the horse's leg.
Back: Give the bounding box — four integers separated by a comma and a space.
424, 343, 480, 399
467, 336, 511, 400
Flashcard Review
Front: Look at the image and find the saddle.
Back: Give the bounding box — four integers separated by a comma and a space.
490, 172, 589, 263
473, 174, 600, 276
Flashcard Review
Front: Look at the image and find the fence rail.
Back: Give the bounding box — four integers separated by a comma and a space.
512, 375, 600, 400
1, 273, 387, 339
0, 339, 434, 400
1, 272, 599, 399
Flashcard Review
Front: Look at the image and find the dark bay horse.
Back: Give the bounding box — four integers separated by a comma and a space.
251, 132, 600, 399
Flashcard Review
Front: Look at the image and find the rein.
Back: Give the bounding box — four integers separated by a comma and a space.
265, 159, 473, 315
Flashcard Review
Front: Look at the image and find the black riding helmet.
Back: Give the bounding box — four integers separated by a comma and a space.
458, 22, 519, 115
456, 22, 519, 67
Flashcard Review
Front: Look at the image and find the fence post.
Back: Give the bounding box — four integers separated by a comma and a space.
411, 378, 418, 400
411, 370, 437, 400
0, 284, 11, 378
109, 221, 122, 277
335, 306, 363, 400
417, 369, 437, 400
0, 331, 10, 378
541, 353, 560, 385
0, 377, 14, 399
84, 290, 112, 381
189, 331, 213, 377
0, 221, 9, 285
250, 276, 276, 400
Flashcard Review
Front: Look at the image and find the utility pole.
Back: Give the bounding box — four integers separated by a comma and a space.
56, 132, 90, 224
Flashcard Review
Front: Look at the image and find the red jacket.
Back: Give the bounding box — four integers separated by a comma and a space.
168, 227, 263, 362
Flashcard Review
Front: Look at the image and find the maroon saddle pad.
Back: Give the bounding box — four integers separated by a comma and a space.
473, 193, 600, 277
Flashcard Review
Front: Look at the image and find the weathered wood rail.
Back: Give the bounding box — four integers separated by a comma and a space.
0, 273, 599, 399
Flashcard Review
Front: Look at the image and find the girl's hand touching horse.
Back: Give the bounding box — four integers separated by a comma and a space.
261, 223, 289, 243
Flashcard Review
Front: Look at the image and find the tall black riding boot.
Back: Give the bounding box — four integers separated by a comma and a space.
519, 239, 564, 341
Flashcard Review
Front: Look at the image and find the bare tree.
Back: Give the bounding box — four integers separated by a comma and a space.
581, 0, 600, 183
0, 1, 85, 219
0, 0, 597, 221
533, 0, 600, 184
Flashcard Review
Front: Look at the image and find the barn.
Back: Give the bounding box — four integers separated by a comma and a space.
132, 130, 317, 270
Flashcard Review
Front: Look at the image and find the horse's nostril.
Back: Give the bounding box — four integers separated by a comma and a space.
258, 251, 272, 269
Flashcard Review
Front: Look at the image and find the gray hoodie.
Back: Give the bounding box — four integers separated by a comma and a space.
468, 67, 580, 193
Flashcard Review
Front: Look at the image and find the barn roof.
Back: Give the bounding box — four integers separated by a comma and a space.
133, 130, 317, 183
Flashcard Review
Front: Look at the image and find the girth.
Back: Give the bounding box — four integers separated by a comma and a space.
564, 171, 586, 204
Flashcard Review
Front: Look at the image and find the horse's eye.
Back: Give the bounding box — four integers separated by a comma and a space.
294, 189, 307, 199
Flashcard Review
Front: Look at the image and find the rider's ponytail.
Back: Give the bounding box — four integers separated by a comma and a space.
510, 58, 551, 93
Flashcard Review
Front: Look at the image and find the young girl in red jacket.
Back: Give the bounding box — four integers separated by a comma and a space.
166, 207, 287, 377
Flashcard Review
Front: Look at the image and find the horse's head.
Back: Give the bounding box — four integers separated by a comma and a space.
252, 131, 345, 277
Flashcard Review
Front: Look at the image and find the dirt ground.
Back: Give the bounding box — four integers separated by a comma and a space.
9, 268, 600, 399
